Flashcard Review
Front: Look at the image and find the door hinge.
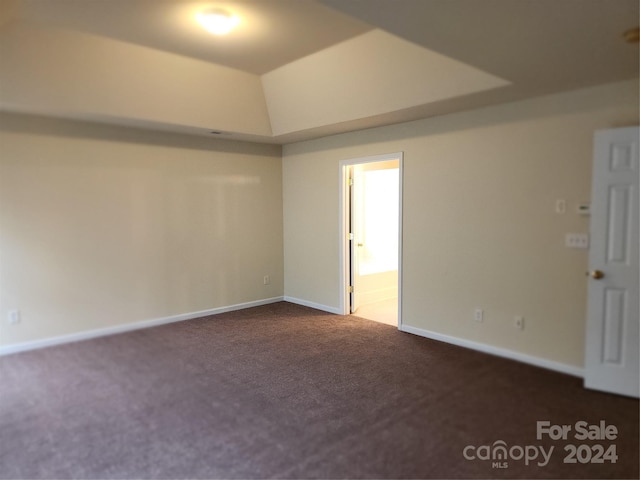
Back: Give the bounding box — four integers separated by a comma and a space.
349, 177, 354, 186
347, 285, 353, 293
348, 233, 354, 241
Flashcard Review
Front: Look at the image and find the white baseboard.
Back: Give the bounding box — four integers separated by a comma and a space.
2, 299, 583, 380
0, 296, 284, 356
283, 296, 341, 315
399, 323, 584, 378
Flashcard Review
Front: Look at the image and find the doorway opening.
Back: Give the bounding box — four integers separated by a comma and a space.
339, 153, 403, 327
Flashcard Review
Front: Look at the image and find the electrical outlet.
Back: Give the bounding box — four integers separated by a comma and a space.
263, 275, 270, 285
7, 310, 20, 325
474, 308, 483, 322
514, 316, 525, 330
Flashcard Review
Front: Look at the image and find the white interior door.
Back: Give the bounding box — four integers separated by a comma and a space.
585, 126, 639, 398
349, 166, 364, 313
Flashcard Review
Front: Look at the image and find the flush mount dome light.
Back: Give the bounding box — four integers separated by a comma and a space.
197, 8, 239, 35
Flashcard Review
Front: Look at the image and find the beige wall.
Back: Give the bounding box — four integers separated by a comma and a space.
0, 113, 283, 347
283, 80, 639, 369
359, 271, 398, 306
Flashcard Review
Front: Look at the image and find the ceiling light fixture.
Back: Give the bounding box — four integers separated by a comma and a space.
197, 8, 239, 36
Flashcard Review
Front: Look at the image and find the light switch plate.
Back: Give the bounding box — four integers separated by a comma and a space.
565, 233, 589, 249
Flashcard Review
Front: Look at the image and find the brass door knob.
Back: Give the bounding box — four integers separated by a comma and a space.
587, 270, 605, 279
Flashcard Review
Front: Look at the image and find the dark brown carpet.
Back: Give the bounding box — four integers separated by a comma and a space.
0, 302, 637, 479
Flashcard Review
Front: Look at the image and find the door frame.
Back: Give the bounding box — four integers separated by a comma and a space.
338, 152, 404, 326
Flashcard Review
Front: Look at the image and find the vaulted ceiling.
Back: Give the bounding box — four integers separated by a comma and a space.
0, 0, 638, 144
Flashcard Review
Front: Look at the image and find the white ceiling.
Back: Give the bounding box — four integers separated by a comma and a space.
322, 0, 639, 93
12, 0, 372, 75
0, 0, 638, 144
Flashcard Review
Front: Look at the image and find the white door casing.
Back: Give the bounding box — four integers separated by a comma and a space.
339, 152, 403, 323
585, 126, 639, 398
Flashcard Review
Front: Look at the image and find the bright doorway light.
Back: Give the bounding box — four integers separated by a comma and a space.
358, 168, 399, 275
197, 9, 240, 35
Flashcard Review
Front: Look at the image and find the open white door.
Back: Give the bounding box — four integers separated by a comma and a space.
585, 126, 639, 398
349, 166, 364, 313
